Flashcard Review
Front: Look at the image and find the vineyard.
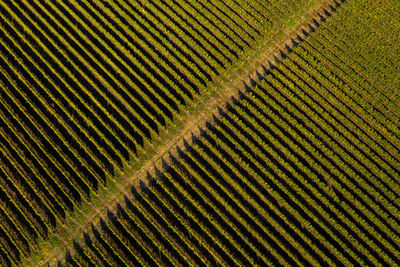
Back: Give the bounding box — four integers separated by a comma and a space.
1, 0, 400, 266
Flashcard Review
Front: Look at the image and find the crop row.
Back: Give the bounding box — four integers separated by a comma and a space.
65, 1, 400, 265
0, 0, 305, 264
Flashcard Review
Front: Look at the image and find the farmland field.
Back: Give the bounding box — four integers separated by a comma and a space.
1, 0, 400, 266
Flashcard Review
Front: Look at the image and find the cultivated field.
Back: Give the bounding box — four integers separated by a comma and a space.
0, 0, 399, 266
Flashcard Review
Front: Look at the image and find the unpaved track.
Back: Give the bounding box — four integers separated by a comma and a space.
26, 0, 340, 265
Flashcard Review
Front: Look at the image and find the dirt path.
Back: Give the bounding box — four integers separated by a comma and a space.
25, 0, 339, 265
